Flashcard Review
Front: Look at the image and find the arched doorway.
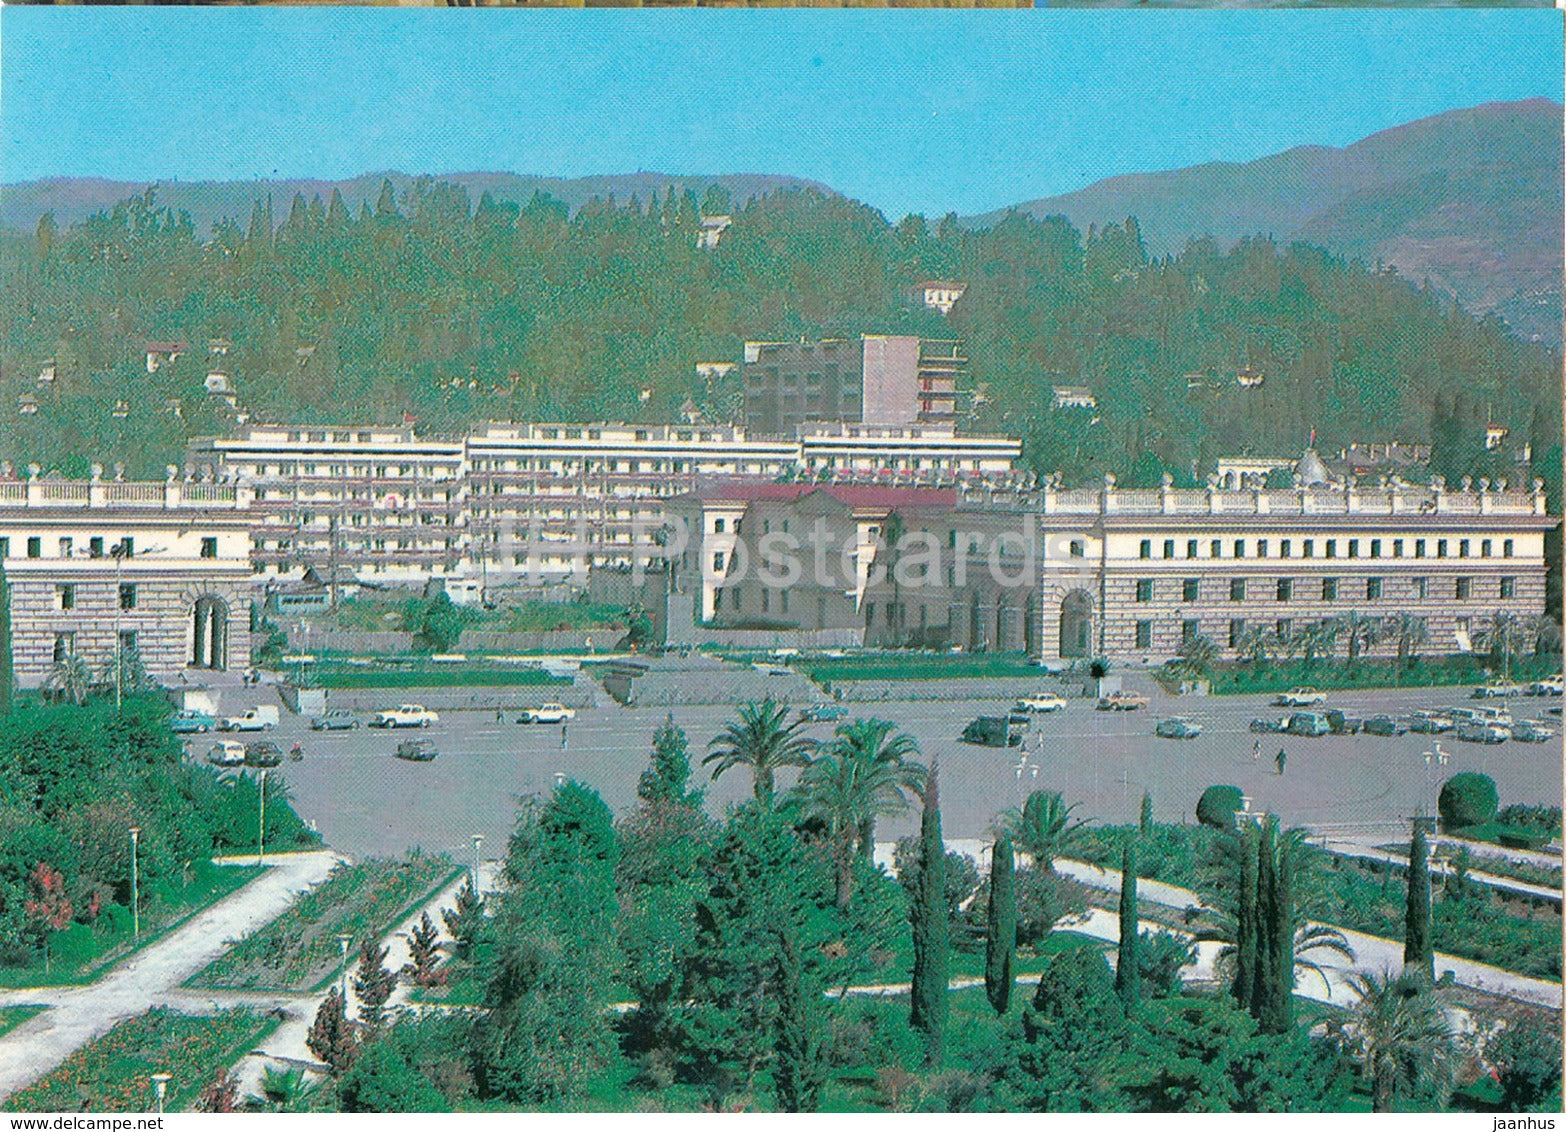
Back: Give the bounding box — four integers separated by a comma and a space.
1024, 593, 1040, 657
1058, 590, 1093, 658
192, 596, 229, 670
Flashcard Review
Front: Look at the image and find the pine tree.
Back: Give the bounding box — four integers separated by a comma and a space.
1253, 819, 1280, 1028
637, 714, 703, 807
984, 836, 1016, 1016
442, 881, 484, 961
909, 763, 948, 1067
772, 927, 825, 1113
1404, 820, 1434, 982
306, 987, 359, 1076
1115, 840, 1141, 1009
353, 939, 397, 1032
408, 910, 445, 986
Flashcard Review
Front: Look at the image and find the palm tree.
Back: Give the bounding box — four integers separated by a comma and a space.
996, 790, 1087, 873
1346, 970, 1458, 1113
793, 749, 922, 908
1298, 620, 1340, 670
1332, 610, 1382, 669
1168, 633, 1219, 684
247, 1065, 320, 1113
1473, 611, 1525, 682
1236, 623, 1280, 666
703, 698, 815, 802
43, 654, 92, 706
1524, 614, 1562, 658
1388, 613, 1429, 671
817, 717, 924, 857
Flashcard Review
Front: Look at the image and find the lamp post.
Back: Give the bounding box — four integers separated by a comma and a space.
257, 768, 267, 865
150, 1072, 172, 1115
129, 826, 140, 943
337, 933, 353, 1009
470, 834, 484, 893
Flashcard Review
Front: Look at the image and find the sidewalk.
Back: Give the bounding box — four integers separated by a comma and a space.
0, 850, 343, 1100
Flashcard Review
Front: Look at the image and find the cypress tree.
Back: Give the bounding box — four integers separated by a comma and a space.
984, 836, 1016, 1016
772, 928, 825, 1113
1232, 822, 1259, 1007
1115, 840, 1141, 1009
1266, 820, 1296, 1034
1404, 819, 1434, 982
1251, 819, 1279, 1027
909, 763, 948, 1067
1139, 790, 1154, 831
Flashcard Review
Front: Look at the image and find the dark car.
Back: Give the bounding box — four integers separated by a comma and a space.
798, 703, 849, 723
1325, 709, 1362, 735
394, 738, 439, 762
961, 716, 1022, 747
244, 741, 284, 768
310, 708, 359, 731
1250, 717, 1287, 734
1362, 715, 1408, 737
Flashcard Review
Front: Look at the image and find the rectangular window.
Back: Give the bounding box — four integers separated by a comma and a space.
1303, 539, 1314, 558
1138, 539, 1151, 560
1188, 539, 1199, 559
0, 538, 7, 558
1230, 578, 1246, 602
1182, 619, 1200, 644
1276, 579, 1292, 601
1325, 539, 1337, 559
58, 537, 73, 558
1503, 539, 1514, 558
1500, 577, 1516, 600
1415, 539, 1426, 558
780, 590, 789, 615
119, 583, 137, 610
1234, 540, 1246, 559
1135, 579, 1154, 603
1257, 539, 1269, 558
1182, 578, 1199, 602
1322, 578, 1338, 601
1280, 539, 1291, 558
1135, 620, 1152, 649
1392, 539, 1403, 558
862, 600, 872, 626
1163, 539, 1175, 560
1229, 619, 1246, 648
27, 537, 41, 558
52, 633, 75, 663
712, 553, 725, 572
118, 630, 138, 656
733, 588, 743, 612
1437, 539, 1448, 558
1366, 578, 1382, 600
200, 537, 218, 559
1369, 539, 1380, 559
1210, 539, 1221, 558
1481, 539, 1492, 558
57, 584, 75, 610
1459, 539, 1470, 559
1347, 539, 1358, 559
1455, 577, 1472, 600
1414, 577, 1428, 600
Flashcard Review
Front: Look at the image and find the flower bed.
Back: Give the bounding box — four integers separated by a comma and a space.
185, 853, 459, 992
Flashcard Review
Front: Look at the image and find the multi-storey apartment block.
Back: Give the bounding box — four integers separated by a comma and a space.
742, 335, 965, 434
0, 469, 255, 686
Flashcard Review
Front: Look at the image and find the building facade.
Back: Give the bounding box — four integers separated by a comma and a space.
1, 470, 255, 687
741, 335, 964, 434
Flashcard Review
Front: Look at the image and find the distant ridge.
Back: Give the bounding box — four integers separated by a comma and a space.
966, 98, 1563, 344
0, 170, 836, 234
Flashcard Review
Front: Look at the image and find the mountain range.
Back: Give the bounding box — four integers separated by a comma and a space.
2, 98, 1559, 343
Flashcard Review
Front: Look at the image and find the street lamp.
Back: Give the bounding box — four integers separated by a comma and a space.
337, 933, 353, 1008
129, 827, 140, 943
470, 834, 484, 893
150, 1072, 172, 1115
257, 768, 267, 865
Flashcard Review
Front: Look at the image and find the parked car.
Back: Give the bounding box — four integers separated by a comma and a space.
518, 702, 577, 724
1015, 693, 1068, 713
394, 738, 439, 762
1473, 683, 1526, 699
370, 704, 439, 728
1407, 711, 1454, 734
206, 739, 246, 767
1325, 709, 1363, 735
219, 705, 280, 732
1250, 717, 1287, 734
1455, 720, 1509, 744
1155, 717, 1203, 739
1451, 705, 1513, 729
170, 709, 217, 734
310, 708, 360, 731
1509, 719, 1555, 743
1527, 676, 1563, 696
799, 703, 849, 723
1285, 711, 1331, 737
961, 716, 1022, 747
752, 662, 792, 677
1096, 691, 1149, 711
1362, 715, 1408, 737
244, 740, 284, 767
1275, 687, 1326, 707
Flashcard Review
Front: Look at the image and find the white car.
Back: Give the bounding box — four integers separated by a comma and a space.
518, 702, 577, 724
370, 704, 440, 729
206, 739, 247, 767
1275, 687, 1326, 707
218, 706, 279, 732
1014, 693, 1067, 713
1473, 683, 1526, 699
1528, 676, 1563, 697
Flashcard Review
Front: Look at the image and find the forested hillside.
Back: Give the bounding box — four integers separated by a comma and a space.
0, 178, 1556, 489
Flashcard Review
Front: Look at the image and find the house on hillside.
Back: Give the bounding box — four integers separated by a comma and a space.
17, 394, 38, 416
696, 215, 732, 250
913, 281, 967, 316
37, 359, 56, 385
1235, 367, 1265, 389
1052, 386, 1097, 410
145, 341, 187, 373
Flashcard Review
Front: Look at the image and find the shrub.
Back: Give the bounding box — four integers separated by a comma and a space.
1439, 773, 1498, 830
1196, 786, 1245, 830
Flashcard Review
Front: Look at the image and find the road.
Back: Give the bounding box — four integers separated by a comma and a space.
197, 678, 1562, 862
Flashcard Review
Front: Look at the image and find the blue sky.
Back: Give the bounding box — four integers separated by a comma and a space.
2, 10, 1560, 219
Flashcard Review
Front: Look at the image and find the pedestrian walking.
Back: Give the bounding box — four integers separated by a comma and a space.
496, 706, 504, 723
561, 722, 569, 750
1253, 738, 1261, 761
1275, 748, 1287, 776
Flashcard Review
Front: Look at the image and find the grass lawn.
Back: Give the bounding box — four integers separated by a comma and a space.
795, 652, 1046, 685
1202, 655, 1559, 697
308, 661, 573, 690
185, 854, 460, 992
0, 1005, 45, 1039
0, 862, 264, 990
1, 1007, 276, 1113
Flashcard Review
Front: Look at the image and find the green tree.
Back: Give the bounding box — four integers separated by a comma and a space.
1438, 772, 1498, 830
771, 928, 825, 1113
984, 836, 1017, 1016
703, 698, 814, 802
998, 790, 1086, 873
637, 714, 704, 808
1330, 609, 1382, 668
353, 938, 397, 1032
908, 764, 948, 1068
337, 1037, 451, 1113
1115, 840, 1141, 1009
1139, 791, 1154, 832
1389, 612, 1429, 670
43, 654, 92, 706
408, 910, 446, 987
0, 562, 12, 716
1490, 1009, 1564, 1113
1346, 971, 1457, 1113
817, 717, 922, 857
415, 591, 464, 653
249, 1066, 319, 1113
306, 987, 359, 1077
1403, 821, 1434, 981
